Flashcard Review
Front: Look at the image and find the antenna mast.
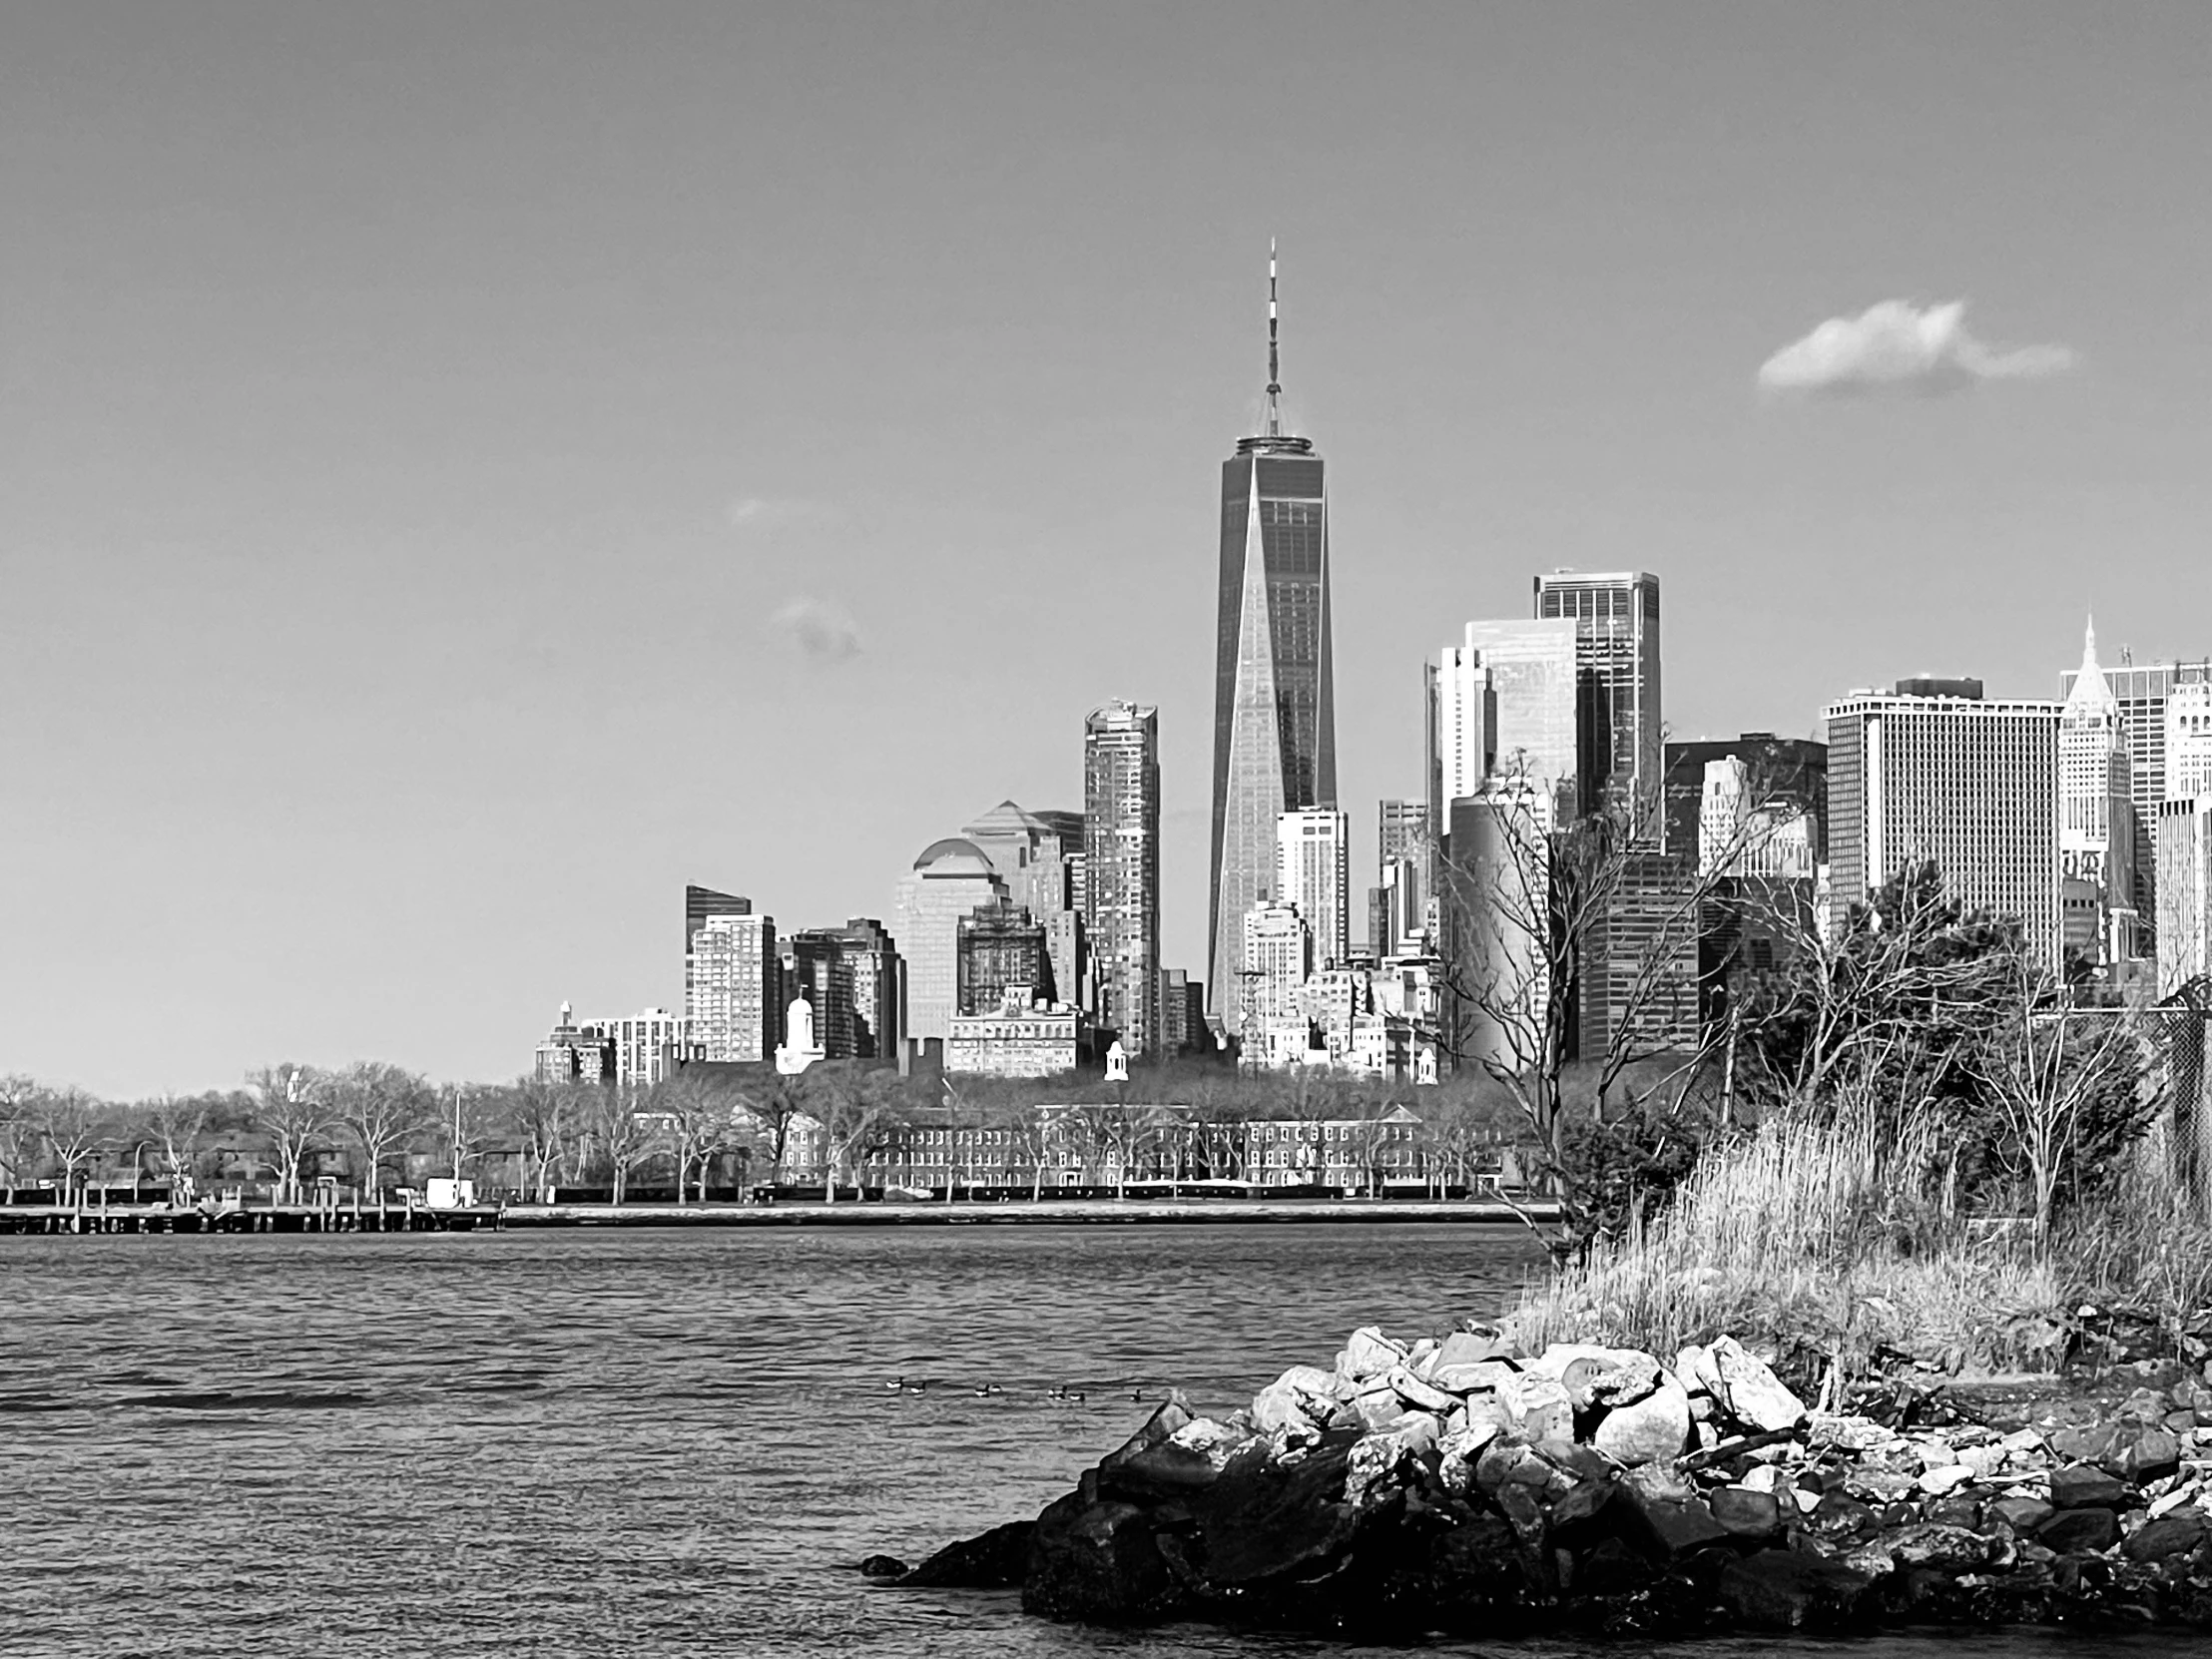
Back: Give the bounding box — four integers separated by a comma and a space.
1265, 238, 1282, 437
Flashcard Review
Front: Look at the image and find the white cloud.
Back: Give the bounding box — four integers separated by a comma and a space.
1758, 299, 2075, 395
771, 596, 862, 662
727, 496, 827, 528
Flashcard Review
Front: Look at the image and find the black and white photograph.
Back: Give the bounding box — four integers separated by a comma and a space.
5, 3, 2212, 1653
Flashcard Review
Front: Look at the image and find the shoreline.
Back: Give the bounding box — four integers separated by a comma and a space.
501, 1197, 1557, 1228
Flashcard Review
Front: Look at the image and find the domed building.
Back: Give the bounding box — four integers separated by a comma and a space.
892, 837, 1008, 1046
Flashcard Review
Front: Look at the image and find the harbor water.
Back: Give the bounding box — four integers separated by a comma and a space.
0, 1224, 2189, 1656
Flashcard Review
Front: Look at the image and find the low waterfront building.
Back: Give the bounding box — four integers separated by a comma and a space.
945, 984, 1083, 1078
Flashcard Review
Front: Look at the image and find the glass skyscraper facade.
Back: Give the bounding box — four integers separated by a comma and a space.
1207, 266, 1336, 1032
1533, 571, 1662, 819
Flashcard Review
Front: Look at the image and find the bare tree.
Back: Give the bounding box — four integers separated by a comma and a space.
804, 1067, 907, 1202
0, 1075, 36, 1195
325, 1061, 438, 1203
34, 1087, 110, 1202
651, 1072, 740, 1204
136, 1093, 213, 1196
247, 1064, 330, 1204
505, 1078, 582, 1201
586, 1087, 664, 1206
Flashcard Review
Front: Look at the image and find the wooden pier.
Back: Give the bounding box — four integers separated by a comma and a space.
0, 1199, 505, 1236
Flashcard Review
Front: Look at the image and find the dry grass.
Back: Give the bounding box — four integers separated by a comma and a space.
1503, 1109, 2071, 1379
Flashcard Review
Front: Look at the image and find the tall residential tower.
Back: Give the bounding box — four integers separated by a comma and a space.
1085, 700, 1161, 1058
1208, 246, 1336, 1031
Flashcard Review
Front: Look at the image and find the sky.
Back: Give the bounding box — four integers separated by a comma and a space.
4, 2, 2209, 1097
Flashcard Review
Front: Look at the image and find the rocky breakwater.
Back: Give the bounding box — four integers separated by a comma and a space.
878, 1324, 2212, 1637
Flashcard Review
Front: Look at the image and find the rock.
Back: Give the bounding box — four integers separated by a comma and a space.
898, 1519, 1033, 1588
1711, 1485, 1784, 1539
1622, 1489, 1732, 1557
2038, 1507, 2122, 1554
1431, 1359, 1519, 1394
1703, 1336, 1808, 1432
2124, 1512, 2208, 1562
1339, 1326, 1406, 1384
2048, 1422, 2121, 1463
1526, 1341, 1647, 1382
1497, 1372, 1575, 1442
1717, 1549, 1876, 1631
858, 1553, 908, 1578
1432, 1329, 1516, 1370
2114, 1427, 2183, 1483
1435, 1420, 1503, 1495
1386, 1364, 1460, 1416
1918, 1463, 1976, 1497
2050, 1463, 2129, 1510
1593, 1377, 1692, 1467
1475, 1439, 1570, 1502
1915, 1440, 1960, 1471
1924, 1494, 1983, 1530
1024, 1493, 1180, 1622
1250, 1383, 1321, 1437
1584, 1353, 1666, 1411
1344, 1420, 1430, 1513
1450, 1392, 1511, 1439
1807, 1490, 1879, 1543
1886, 1522, 1991, 1571
1352, 1386, 1408, 1431
1810, 1413, 1895, 1454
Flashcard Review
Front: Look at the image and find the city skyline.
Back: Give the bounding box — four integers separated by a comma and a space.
8, 5, 2210, 1094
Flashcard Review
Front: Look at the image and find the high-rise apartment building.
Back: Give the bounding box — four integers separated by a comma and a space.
686, 912, 779, 1062
684, 885, 750, 948
956, 899, 1051, 1015
892, 838, 1007, 1044
2058, 622, 2140, 964
1533, 571, 1662, 819
1825, 682, 2062, 967
1449, 620, 1580, 821
1276, 808, 1350, 969
2156, 797, 2212, 998
1084, 700, 1161, 1057
1208, 250, 1336, 1030
577, 1007, 699, 1090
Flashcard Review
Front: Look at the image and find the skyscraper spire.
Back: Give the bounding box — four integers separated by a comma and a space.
2084, 612, 2098, 670
1265, 238, 1282, 437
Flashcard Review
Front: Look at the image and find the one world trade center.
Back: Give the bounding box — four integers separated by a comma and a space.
1207, 247, 1337, 1034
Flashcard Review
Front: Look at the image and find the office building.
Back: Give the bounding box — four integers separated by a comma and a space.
1533, 570, 1662, 820
1661, 735, 1828, 867
1825, 681, 2062, 967
785, 927, 871, 1061
686, 912, 779, 1062
1580, 853, 1702, 1058
892, 838, 1007, 1044
1085, 700, 1161, 1057
956, 899, 1051, 1015
2060, 652, 2212, 915
1430, 638, 1497, 806
1449, 620, 1580, 821
830, 917, 903, 1061
1208, 249, 1337, 1029
946, 985, 1082, 1078
2168, 684, 2212, 804
1694, 756, 1818, 879
1158, 967, 1210, 1058
1440, 786, 1554, 1073
1240, 898, 1314, 1061
2058, 621, 2140, 965
2157, 797, 2212, 998
1276, 808, 1350, 969
962, 801, 1086, 1009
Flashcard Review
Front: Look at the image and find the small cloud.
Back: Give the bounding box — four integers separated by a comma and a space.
727, 496, 828, 529
772, 596, 862, 662
1758, 299, 2075, 396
